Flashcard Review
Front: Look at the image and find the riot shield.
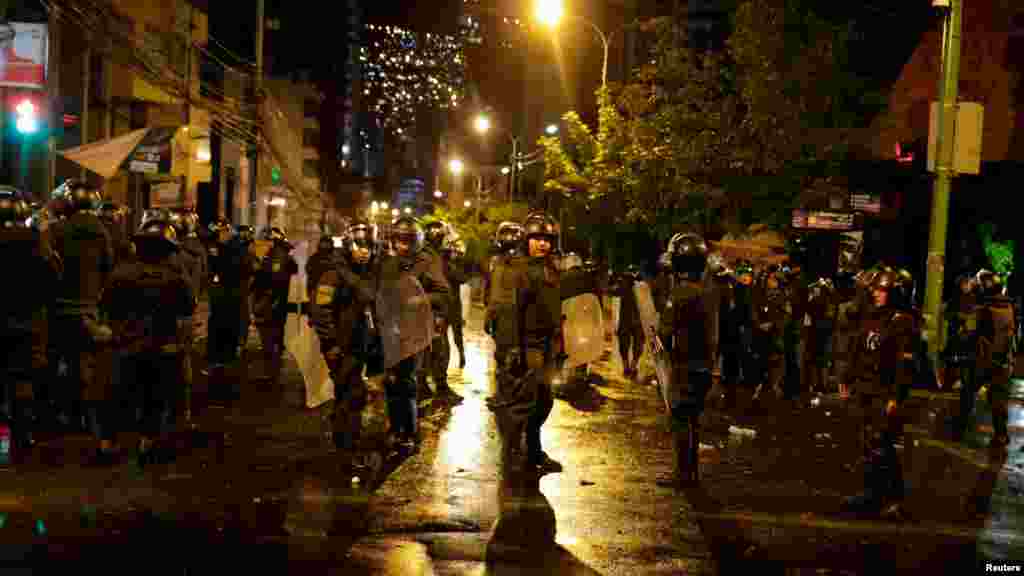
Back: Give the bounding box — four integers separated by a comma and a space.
283, 240, 333, 408
634, 280, 675, 413
562, 292, 604, 369
376, 270, 434, 370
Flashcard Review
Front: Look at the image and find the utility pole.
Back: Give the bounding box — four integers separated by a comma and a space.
46, 3, 60, 196
923, 0, 962, 362
253, 0, 265, 227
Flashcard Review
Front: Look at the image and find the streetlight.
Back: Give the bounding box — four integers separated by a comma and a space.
404, 206, 412, 214
381, 202, 389, 211
474, 114, 491, 134
545, 123, 559, 135
433, 190, 443, 199
464, 200, 472, 208
391, 208, 399, 217
501, 166, 510, 175
536, 0, 610, 89
449, 158, 464, 175
535, 0, 563, 28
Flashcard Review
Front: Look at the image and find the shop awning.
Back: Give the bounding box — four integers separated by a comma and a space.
58, 127, 178, 180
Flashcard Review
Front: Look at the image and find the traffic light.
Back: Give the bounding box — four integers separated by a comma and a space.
15, 98, 37, 134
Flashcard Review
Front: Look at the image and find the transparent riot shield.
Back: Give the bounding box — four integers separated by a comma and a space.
633, 280, 675, 413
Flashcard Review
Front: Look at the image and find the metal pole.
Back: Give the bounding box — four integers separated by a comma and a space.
254, 0, 264, 225
46, 4, 60, 196
510, 136, 518, 202
923, 0, 962, 361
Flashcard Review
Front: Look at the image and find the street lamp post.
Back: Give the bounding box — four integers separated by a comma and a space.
536, 0, 611, 89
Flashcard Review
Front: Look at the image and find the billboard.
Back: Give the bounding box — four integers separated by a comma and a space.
0, 23, 47, 89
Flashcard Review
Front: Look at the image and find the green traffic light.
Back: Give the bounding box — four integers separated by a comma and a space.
271, 166, 281, 184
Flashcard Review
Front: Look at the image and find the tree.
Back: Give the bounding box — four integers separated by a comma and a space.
540, 0, 887, 250
427, 202, 531, 270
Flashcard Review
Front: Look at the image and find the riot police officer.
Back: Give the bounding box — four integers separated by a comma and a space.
98, 202, 134, 266
101, 218, 193, 465
49, 179, 114, 433
616, 264, 645, 378
946, 274, 978, 436
752, 265, 788, 403
488, 212, 604, 473
842, 268, 917, 515
420, 220, 460, 399
443, 235, 469, 369
0, 187, 59, 459
377, 216, 449, 453
485, 222, 526, 407
973, 270, 1015, 447
655, 233, 714, 486
203, 217, 244, 404
306, 235, 336, 300
234, 225, 258, 353
484, 222, 524, 310
252, 227, 298, 389
310, 219, 378, 465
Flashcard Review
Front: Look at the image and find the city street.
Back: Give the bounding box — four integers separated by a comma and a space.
0, 299, 1021, 574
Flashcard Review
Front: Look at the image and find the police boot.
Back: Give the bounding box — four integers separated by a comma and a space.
657, 421, 697, 489
842, 442, 894, 515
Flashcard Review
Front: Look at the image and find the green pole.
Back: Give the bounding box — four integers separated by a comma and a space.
923, 0, 962, 362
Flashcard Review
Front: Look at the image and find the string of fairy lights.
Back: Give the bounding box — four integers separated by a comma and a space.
360, 23, 468, 141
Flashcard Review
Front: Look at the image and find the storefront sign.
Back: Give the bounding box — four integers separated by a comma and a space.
851, 194, 881, 214
0, 23, 47, 89
791, 210, 857, 231
127, 127, 176, 174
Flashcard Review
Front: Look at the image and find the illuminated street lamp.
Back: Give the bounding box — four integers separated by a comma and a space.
464, 200, 472, 208
433, 190, 443, 198
501, 166, 510, 175
536, 0, 610, 88
403, 207, 412, 214
391, 208, 399, 217
535, 0, 563, 28
449, 158, 464, 175
545, 123, 559, 135
381, 202, 389, 211
474, 114, 491, 134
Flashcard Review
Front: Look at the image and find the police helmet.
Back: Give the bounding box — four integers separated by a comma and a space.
424, 220, 447, 249
625, 264, 642, 280
52, 179, 102, 213
141, 208, 170, 227
668, 232, 708, 280
494, 221, 524, 253
391, 216, 424, 252
522, 212, 558, 244
0, 186, 32, 228
872, 267, 914, 310
734, 260, 754, 278
208, 217, 231, 238
975, 269, 1002, 299
133, 218, 179, 251
345, 219, 376, 260
167, 208, 198, 236
236, 224, 256, 244
317, 235, 334, 252
262, 226, 290, 247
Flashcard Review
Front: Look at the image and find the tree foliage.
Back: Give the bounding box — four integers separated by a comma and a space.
427, 202, 532, 268
540, 0, 886, 252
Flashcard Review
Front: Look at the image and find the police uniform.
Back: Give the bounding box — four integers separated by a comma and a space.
310, 223, 377, 455
974, 272, 1016, 446
487, 212, 602, 472
444, 245, 469, 369
615, 268, 645, 377
0, 188, 59, 455
252, 229, 298, 388
49, 182, 115, 432
657, 233, 714, 485
842, 268, 916, 514
420, 234, 455, 397
101, 220, 193, 464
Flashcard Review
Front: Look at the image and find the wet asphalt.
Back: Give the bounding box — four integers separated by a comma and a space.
0, 298, 1021, 574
